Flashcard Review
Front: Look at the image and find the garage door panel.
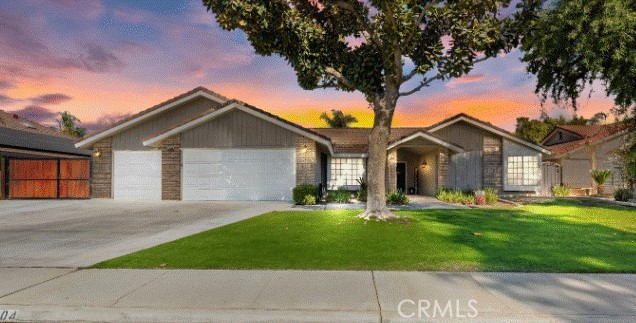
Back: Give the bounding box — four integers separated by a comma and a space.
182, 149, 295, 201
113, 151, 162, 200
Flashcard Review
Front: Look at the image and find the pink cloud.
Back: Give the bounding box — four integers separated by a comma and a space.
446, 74, 486, 88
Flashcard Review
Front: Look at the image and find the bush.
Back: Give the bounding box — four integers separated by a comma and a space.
615, 188, 634, 202
326, 187, 351, 203
356, 177, 367, 202
302, 195, 317, 205
436, 188, 474, 205
552, 185, 570, 197
292, 184, 319, 205
386, 190, 409, 205
484, 187, 498, 205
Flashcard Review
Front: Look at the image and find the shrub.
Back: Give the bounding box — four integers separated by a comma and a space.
356, 177, 367, 202
552, 185, 570, 197
484, 187, 498, 205
615, 188, 634, 202
436, 188, 474, 204
292, 184, 319, 205
302, 195, 317, 205
386, 190, 409, 205
326, 187, 351, 203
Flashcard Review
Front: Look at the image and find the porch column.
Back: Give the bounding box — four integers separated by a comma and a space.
437, 150, 449, 189
160, 135, 181, 200
386, 148, 397, 192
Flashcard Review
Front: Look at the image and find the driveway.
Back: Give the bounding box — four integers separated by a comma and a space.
0, 199, 291, 268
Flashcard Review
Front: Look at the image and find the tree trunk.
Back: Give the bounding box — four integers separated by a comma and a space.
359, 94, 398, 220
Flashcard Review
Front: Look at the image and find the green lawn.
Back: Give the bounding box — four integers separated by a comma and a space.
93, 199, 636, 272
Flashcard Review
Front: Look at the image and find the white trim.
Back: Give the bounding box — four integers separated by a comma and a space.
387, 132, 464, 152
428, 116, 551, 154
75, 90, 227, 149
142, 102, 339, 156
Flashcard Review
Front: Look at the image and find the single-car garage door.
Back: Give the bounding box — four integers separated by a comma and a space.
113, 151, 162, 200
182, 149, 295, 201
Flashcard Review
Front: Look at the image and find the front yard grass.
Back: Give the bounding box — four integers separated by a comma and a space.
93, 199, 636, 272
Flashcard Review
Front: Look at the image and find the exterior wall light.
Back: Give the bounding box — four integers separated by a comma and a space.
93, 149, 102, 159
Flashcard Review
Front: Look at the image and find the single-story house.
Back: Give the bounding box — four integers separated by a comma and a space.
541, 121, 631, 195
76, 87, 551, 201
0, 111, 92, 199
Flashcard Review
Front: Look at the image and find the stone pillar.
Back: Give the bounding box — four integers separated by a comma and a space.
437, 150, 449, 189
295, 136, 317, 185
588, 145, 598, 194
483, 136, 503, 191
386, 149, 397, 192
92, 138, 112, 198
161, 136, 181, 200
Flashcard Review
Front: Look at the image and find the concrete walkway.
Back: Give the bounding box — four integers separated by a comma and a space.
1, 268, 634, 322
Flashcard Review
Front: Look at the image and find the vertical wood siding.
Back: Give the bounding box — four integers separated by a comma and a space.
181, 109, 297, 148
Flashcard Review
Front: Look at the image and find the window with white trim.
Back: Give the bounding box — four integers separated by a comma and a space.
507, 156, 539, 186
328, 158, 365, 189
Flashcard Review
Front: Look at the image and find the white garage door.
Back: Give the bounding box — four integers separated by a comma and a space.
113, 151, 162, 200
182, 149, 296, 201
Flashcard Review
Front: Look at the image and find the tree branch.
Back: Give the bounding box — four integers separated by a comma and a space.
402, 69, 419, 83
335, 1, 383, 50
324, 67, 355, 89
403, 1, 439, 47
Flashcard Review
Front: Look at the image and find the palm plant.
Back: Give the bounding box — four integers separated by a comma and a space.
591, 169, 613, 195
320, 110, 358, 128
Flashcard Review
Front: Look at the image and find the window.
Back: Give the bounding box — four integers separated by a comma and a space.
507, 156, 539, 186
328, 158, 365, 189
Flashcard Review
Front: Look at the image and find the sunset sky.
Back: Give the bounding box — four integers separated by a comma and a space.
0, 0, 618, 133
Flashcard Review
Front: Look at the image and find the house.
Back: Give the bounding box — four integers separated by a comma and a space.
75, 87, 550, 201
0, 111, 92, 199
541, 121, 631, 195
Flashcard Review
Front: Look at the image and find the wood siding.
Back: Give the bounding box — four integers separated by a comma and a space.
448, 151, 483, 190
483, 136, 503, 190
431, 121, 491, 151
112, 97, 222, 151
181, 109, 298, 149
543, 130, 581, 146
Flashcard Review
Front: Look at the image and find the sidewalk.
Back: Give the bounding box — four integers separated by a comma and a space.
1, 268, 635, 322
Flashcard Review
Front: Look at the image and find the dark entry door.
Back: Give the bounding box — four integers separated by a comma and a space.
396, 162, 406, 192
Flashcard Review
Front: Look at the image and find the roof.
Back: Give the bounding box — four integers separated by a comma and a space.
0, 127, 92, 157
76, 86, 228, 148
427, 113, 551, 154
0, 110, 69, 138
545, 122, 630, 156
310, 128, 424, 154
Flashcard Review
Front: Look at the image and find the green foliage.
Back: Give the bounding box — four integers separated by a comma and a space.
515, 115, 589, 143
552, 185, 571, 197
436, 188, 474, 205
520, 0, 636, 115
624, 139, 636, 188
614, 188, 634, 202
326, 187, 351, 203
292, 184, 319, 205
57, 111, 86, 138
302, 195, 317, 205
386, 190, 409, 205
356, 177, 367, 202
484, 188, 498, 205
320, 110, 358, 128
591, 170, 613, 186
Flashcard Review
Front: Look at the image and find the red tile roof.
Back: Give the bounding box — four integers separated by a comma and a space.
311, 127, 427, 153
547, 122, 630, 156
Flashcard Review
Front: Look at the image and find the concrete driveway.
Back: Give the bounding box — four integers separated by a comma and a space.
0, 199, 291, 268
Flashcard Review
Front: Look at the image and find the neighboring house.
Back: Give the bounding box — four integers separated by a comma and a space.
541, 122, 631, 195
76, 87, 550, 201
0, 111, 92, 199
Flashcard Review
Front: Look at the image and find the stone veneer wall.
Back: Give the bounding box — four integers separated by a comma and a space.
161, 135, 181, 200
92, 138, 112, 198
295, 136, 317, 185
437, 150, 449, 189
386, 149, 397, 191
482, 136, 503, 191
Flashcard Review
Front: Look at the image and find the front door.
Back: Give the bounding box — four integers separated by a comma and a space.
396, 162, 406, 192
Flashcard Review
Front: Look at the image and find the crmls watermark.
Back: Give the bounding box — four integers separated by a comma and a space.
397, 299, 478, 319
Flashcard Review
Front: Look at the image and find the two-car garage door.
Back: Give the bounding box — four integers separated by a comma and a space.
182, 149, 295, 201
112, 149, 295, 201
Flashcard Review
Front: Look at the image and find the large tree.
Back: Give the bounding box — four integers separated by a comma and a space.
203, 0, 534, 219
515, 114, 588, 143
320, 109, 358, 128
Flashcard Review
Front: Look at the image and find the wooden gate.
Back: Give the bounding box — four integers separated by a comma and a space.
7, 159, 90, 199
541, 162, 561, 196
